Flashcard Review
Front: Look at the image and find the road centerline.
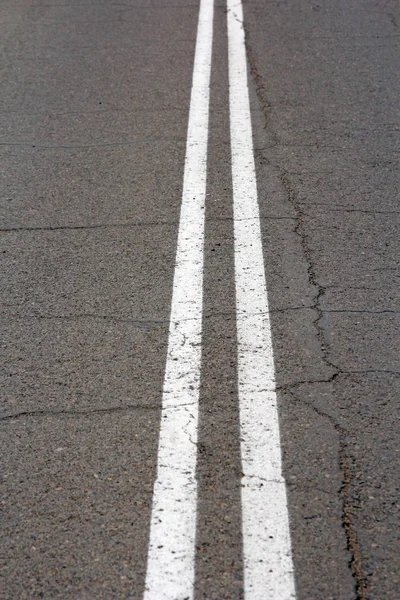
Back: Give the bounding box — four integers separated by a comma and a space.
227, 0, 297, 598
143, 0, 214, 598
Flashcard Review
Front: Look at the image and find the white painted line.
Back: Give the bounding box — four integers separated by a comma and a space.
143, 0, 214, 598
227, 1, 297, 599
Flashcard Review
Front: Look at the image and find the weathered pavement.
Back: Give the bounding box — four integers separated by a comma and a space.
1, 0, 399, 599
243, 1, 400, 597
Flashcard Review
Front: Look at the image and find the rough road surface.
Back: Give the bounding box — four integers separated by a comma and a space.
1, 0, 399, 599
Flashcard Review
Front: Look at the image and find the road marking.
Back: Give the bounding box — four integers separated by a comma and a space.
143, 0, 214, 598
227, 1, 297, 598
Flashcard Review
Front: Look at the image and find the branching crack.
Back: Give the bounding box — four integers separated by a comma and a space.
287, 385, 368, 599
244, 23, 369, 598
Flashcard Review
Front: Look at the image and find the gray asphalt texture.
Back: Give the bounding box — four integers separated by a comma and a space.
1, 0, 399, 599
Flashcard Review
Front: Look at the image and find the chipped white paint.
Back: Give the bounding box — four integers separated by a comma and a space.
143, 0, 214, 598
227, 0, 297, 598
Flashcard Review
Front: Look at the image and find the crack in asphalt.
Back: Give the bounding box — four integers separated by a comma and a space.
0, 220, 178, 232
244, 23, 372, 599
284, 383, 368, 600
0, 214, 298, 233
322, 309, 400, 315
0, 401, 200, 423
0, 313, 168, 326
296, 201, 400, 213
0, 307, 318, 323
377, 0, 399, 30
0, 106, 188, 118
0, 403, 160, 422
277, 370, 400, 393
0, 215, 295, 234
319, 208, 400, 215
0, 138, 184, 149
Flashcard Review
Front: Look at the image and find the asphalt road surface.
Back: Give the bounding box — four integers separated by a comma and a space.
1, 0, 399, 599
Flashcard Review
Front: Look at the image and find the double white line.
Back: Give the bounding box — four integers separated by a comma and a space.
144, 0, 296, 598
